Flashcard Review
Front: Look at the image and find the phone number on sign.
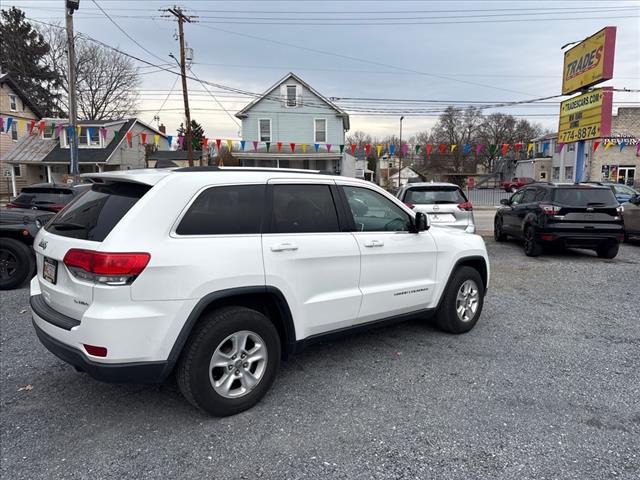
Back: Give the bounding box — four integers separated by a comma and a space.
560, 125, 599, 142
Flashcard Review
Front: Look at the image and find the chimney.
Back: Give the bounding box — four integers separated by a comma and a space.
159, 123, 166, 134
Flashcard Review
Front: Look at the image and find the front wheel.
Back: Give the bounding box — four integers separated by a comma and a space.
596, 243, 619, 259
494, 217, 507, 242
176, 306, 281, 416
435, 266, 485, 334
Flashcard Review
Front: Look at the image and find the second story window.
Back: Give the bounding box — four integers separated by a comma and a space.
259, 119, 271, 142
9, 94, 17, 111
79, 127, 101, 147
314, 118, 327, 143
286, 85, 297, 107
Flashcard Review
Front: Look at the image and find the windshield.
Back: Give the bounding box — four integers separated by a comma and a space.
404, 187, 466, 204
45, 182, 150, 241
553, 188, 617, 207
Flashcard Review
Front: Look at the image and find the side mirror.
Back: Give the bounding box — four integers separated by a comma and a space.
412, 211, 429, 232
630, 194, 640, 205
500, 198, 510, 206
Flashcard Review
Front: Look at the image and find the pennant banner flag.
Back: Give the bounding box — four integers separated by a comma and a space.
167, 135, 173, 147
114, 130, 120, 141
227, 139, 233, 151
215, 139, 221, 151
593, 140, 601, 151
375, 144, 382, 157
314, 143, 319, 152
6, 117, 13, 132
100, 127, 108, 141
350, 144, 357, 155
364, 143, 371, 155
463, 144, 472, 155
76, 125, 81, 138
401, 144, 409, 156
501, 143, 509, 156
620, 140, 626, 152
636, 143, 640, 154
415, 145, 421, 154
426, 144, 433, 155
389, 144, 396, 155
203, 137, 209, 149
339, 144, 345, 154
178, 135, 184, 149
604, 140, 614, 150
67, 125, 73, 141
240, 140, 246, 151
55, 123, 63, 138
301, 144, 307, 153
141, 133, 147, 145
515, 142, 523, 153
490, 144, 497, 155
557, 142, 565, 153
126, 131, 133, 147
29, 119, 36, 134
476, 144, 482, 155
252, 140, 258, 152
450, 144, 457, 153
0, 117, 4, 132
266, 141, 271, 152
38, 120, 45, 134
87, 128, 93, 143
277, 141, 283, 152
154, 134, 160, 147
527, 143, 534, 154
18, 119, 25, 135
438, 143, 446, 154
290, 142, 296, 153
326, 144, 332, 153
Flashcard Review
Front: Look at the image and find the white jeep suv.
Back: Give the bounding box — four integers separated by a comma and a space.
30, 167, 489, 416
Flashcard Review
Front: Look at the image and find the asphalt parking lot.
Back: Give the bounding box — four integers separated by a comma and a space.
1, 239, 639, 480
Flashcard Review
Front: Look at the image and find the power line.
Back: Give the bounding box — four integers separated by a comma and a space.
152, 75, 179, 124
188, 67, 242, 129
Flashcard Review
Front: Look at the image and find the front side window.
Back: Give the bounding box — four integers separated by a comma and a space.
286, 85, 297, 107
342, 186, 410, 232
271, 184, 339, 233
314, 119, 327, 143
510, 190, 525, 205
177, 185, 265, 235
9, 94, 17, 111
259, 119, 271, 142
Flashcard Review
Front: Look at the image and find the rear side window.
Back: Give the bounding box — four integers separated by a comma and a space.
46, 182, 150, 241
271, 184, 339, 233
176, 185, 265, 235
553, 188, 617, 206
14, 188, 74, 207
404, 187, 466, 204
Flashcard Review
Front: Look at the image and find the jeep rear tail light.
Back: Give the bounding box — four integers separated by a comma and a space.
540, 204, 561, 215
616, 205, 624, 217
63, 249, 150, 286
458, 201, 473, 211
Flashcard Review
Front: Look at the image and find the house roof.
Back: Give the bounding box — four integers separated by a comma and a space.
147, 150, 203, 161
0, 73, 45, 118
235, 72, 350, 131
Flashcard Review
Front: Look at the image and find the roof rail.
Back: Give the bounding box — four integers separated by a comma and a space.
173, 166, 324, 174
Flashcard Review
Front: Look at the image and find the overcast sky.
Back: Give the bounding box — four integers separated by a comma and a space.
6, 0, 640, 140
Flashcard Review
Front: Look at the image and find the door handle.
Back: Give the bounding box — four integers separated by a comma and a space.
270, 243, 299, 252
364, 240, 384, 248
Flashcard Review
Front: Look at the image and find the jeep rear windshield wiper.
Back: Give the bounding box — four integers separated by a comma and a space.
586, 202, 607, 207
49, 221, 87, 231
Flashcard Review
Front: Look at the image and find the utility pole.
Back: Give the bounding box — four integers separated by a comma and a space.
65, 0, 80, 179
165, 7, 194, 166
398, 116, 404, 190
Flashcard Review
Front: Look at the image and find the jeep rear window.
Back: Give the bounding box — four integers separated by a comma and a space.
13, 188, 74, 206
176, 185, 265, 235
404, 187, 466, 204
45, 182, 150, 241
552, 188, 617, 206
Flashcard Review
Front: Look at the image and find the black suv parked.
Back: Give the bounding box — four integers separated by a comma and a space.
0, 208, 54, 289
7, 183, 91, 213
493, 183, 623, 258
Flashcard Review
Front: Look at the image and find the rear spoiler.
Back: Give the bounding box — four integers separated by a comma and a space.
81, 169, 172, 186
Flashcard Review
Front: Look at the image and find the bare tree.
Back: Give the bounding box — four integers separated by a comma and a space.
40, 24, 139, 120
346, 130, 372, 147
432, 106, 482, 172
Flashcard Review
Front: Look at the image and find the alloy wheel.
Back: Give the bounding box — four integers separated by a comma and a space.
455, 279, 480, 322
208, 330, 268, 399
0, 249, 18, 280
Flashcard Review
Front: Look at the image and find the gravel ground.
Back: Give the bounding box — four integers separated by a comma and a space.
1, 240, 639, 480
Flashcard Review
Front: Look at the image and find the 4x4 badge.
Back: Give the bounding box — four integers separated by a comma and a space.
39, 240, 48, 250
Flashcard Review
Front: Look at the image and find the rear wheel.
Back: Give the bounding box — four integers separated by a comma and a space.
494, 217, 507, 242
596, 242, 619, 259
435, 266, 484, 334
176, 306, 281, 416
523, 226, 542, 257
0, 238, 33, 290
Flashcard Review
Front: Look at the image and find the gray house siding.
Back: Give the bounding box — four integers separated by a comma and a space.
240, 78, 346, 145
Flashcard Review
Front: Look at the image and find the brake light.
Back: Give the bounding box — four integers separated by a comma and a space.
458, 201, 473, 211
63, 249, 150, 285
617, 205, 624, 217
48, 203, 66, 212
540, 204, 561, 215
404, 202, 415, 209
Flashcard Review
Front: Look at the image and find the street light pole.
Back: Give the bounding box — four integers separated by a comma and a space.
65, 0, 80, 180
398, 116, 404, 190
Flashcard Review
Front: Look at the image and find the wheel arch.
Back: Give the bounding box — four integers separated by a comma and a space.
437, 256, 489, 311
161, 286, 296, 380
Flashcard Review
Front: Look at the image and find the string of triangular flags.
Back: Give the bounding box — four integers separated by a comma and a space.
0, 117, 173, 148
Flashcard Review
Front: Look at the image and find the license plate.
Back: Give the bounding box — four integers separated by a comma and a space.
43, 257, 58, 284
429, 214, 455, 223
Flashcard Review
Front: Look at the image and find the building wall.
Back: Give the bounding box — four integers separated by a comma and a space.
240, 79, 346, 146
0, 82, 39, 198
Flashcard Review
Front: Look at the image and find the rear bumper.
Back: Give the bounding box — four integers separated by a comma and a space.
33, 320, 169, 383
537, 227, 622, 247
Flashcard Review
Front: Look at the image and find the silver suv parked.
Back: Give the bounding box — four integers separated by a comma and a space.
397, 182, 476, 233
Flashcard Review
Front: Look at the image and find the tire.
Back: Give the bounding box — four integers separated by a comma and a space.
523, 226, 542, 257
596, 242, 619, 259
510, 186, 518, 193
176, 306, 281, 416
494, 217, 507, 242
435, 266, 485, 334
0, 238, 34, 290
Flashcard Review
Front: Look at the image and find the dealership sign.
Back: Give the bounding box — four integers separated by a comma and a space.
561, 27, 616, 95
558, 87, 612, 143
